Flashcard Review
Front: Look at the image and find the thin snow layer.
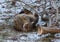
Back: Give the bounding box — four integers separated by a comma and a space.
55, 33, 60, 38
0, 20, 5, 23
52, 39, 60, 42
18, 33, 50, 41
22, 0, 36, 4
0, 5, 2, 9
0, 0, 5, 3
46, 2, 50, 6
37, 16, 46, 26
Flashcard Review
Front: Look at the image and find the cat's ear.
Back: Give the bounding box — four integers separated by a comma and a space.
24, 9, 32, 14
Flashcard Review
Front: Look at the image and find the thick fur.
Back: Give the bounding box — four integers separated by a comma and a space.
14, 9, 38, 32
14, 13, 38, 32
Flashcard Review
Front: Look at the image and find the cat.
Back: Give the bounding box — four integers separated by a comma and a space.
14, 9, 38, 32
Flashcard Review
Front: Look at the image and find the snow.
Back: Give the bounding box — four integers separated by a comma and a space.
0, 20, 5, 25
40, 8, 43, 12
53, 39, 60, 42
28, 34, 40, 40
8, 14, 15, 16
37, 16, 41, 25
22, 0, 30, 4
20, 0, 36, 5
17, 32, 51, 41
16, 7, 23, 14
45, 6, 51, 9
46, 2, 50, 6
7, 40, 13, 42
37, 16, 46, 26
1, 3, 7, 8
40, 1, 45, 5
0, 0, 5, 3
0, 20, 5, 23
10, 8, 16, 13
1, 8, 8, 13
55, 33, 60, 38
0, 5, 2, 9
20, 36, 27, 40
16, 9, 22, 14
15, 1, 22, 7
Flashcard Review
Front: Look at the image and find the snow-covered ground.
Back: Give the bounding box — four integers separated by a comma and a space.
0, 0, 60, 42
0, 0, 5, 3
